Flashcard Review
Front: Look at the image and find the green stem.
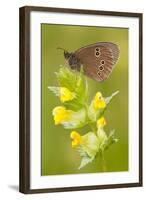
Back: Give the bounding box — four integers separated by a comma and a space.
83, 102, 97, 134
83, 103, 95, 133
100, 152, 107, 172
89, 123, 97, 134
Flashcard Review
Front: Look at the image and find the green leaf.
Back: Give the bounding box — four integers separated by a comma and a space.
55, 67, 77, 91
76, 130, 118, 169
63, 100, 83, 111
102, 130, 118, 151
62, 108, 87, 129
81, 132, 99, 158
55, 66, 88, 110
87, 101, 97, 122
48, 86, 60, 97
97, 128, 108, 151
77, 147, 87, 157
105, 91, 119, 104
75, 66, 88, 104
77, 147, 94, 169
78, 155, 94, 169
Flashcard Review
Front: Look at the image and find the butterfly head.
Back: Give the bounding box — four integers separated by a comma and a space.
64, 51, 72, 60
57, 47, 81, 71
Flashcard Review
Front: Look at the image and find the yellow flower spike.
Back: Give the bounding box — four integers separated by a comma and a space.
93, 92, 106, 110
60, 87, 75, 103
97, 117, 107, 128
52, 106, 71, 125
70, 131, 82, 148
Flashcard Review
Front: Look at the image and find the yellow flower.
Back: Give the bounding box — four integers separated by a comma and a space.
52, 106, 72, 125
93, 92, 106, 110
70, 131, 82, 148
60, 87, 75, 103
97, 117, 107, 128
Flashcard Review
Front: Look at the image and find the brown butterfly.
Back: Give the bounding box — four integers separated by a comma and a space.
58, 42, 120, 82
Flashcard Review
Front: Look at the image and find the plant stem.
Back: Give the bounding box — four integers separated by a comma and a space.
89, 123, 97, 134
100, 152, 107, 172
83, 103, 97, 134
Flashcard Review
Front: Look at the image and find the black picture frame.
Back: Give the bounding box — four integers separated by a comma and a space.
19, 6, 143, 194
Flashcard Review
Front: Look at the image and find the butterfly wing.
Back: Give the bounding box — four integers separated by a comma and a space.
74, 42, 120, 82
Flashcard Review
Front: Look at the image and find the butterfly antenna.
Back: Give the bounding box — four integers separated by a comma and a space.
57, 47, 67, 52
57, 47, 71, 59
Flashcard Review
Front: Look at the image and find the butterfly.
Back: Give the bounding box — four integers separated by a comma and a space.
58, 42, 120, 82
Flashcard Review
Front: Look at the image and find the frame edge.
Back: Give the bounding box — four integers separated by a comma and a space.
20, 5, 143, 17
19, 6, 31, 194
138, 13, 143, 187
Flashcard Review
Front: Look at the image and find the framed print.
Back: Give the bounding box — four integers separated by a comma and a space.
19, 6, 143, 194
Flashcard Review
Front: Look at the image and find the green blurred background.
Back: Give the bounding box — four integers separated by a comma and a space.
41, 24, 128, 176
